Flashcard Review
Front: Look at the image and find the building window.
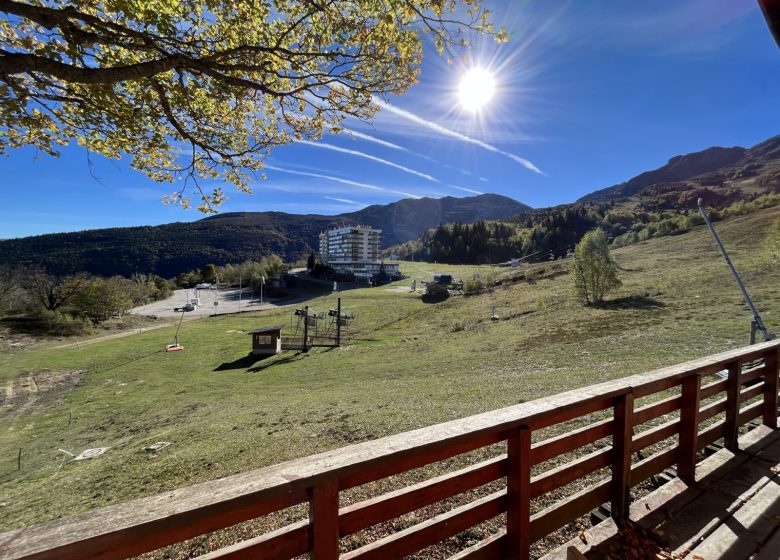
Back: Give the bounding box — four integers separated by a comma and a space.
254, 335, 274, 346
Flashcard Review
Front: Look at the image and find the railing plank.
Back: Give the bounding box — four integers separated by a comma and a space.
633, 394, 681, 425
630, 446, 677, 486
529, 479, 611, 542
740, 401, 764, 427
740, 383, 766, 404
531, 419, 613, 464
194, 520, 309, 560
339, 455, 506, 537
697, 419, 726, 450
341, 491, 507, 560
700, 378, 727, 401
0, 486, 309, 560
632, 419, 679, 452
530, 448, 612, 499
339, 430, 507, 490
448, 531, 506, 560
740, 364, 765, 385
526, 397, 615, 430
698, 396, 728, 423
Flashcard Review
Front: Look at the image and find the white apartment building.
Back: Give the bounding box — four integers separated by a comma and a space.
319, 226, 399, 281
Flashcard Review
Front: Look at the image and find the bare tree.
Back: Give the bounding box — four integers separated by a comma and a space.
28, 269, 89, 311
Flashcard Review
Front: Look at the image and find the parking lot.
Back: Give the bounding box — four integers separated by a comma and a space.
131, 287, 274, 318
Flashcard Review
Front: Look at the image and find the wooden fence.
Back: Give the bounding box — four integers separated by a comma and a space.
281, 336, 339, 350
1, 341, 778, 560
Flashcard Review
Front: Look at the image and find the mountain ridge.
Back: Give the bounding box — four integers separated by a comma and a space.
576, 135, 780, 206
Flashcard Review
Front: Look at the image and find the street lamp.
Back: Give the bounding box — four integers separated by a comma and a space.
260, 275, 265, 306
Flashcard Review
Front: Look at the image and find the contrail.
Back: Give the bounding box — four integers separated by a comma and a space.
325, 196, 359, 205
372, 97, 543, 175
449, 185, 485, 195
340, 128, 409, 151
265, 164, 421, 199
297, 140, 440, 183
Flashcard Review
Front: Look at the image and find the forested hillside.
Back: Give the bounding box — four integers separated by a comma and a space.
393, 134, 780, 264
0, 194, 528, 277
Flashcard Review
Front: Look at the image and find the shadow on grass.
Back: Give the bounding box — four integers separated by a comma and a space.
247, 353, 303, 372
596, 295, 666, 310
214, 353, 271, 371
421, 293, 449, 304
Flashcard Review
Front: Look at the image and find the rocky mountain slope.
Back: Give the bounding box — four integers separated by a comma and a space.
577, 135, 780, 209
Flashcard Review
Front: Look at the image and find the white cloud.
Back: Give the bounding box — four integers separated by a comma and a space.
265, 164, 421, 199
371, 98, 543, 175
296, 140, 439, 183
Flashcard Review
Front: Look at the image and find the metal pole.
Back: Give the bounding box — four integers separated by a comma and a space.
336, 297, 341, 348
260, 275, 264, 307
238, 271, 242, 313
698, 199, 771, 341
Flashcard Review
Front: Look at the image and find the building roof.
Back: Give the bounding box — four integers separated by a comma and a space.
247, 324, 286, 335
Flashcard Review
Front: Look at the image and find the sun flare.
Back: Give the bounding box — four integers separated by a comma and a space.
457, 67, 496, 112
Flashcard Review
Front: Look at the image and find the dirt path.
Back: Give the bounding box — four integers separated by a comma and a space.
1, 370, 86, 419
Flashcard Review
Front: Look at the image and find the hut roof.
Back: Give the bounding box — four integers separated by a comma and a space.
247, 324, 286, 335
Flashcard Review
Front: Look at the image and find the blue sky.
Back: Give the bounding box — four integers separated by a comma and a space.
1, 0, 779, 238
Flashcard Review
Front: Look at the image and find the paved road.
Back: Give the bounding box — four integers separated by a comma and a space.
131, 287, 276, 318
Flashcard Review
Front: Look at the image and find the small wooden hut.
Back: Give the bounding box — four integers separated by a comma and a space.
247, 324, 285, 355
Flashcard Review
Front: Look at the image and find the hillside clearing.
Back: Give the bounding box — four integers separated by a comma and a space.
1, 207, 780, 554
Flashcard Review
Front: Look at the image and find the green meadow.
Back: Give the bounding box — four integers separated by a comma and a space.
2, 205, 780, 532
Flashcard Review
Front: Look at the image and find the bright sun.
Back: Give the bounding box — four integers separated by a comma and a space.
457, 67, 496, 112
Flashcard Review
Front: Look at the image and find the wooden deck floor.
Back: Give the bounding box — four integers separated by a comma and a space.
543, 424, 780, 560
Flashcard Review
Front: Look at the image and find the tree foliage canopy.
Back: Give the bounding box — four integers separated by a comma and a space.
0, 0, 504, 211
571, 228, 620, 305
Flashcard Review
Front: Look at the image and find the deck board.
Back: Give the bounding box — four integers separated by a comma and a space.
541, 424, 780, 560
754, 529, 780, 560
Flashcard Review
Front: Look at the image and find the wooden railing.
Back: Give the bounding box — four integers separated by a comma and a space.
1, 341, 778, 560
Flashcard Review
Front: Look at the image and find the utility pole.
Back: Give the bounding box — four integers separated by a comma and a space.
336, 297, 342, 347
303, 305, 309, 352
260, 275, 264, 307
238, 271, 242, 313
698, 199, 772, 342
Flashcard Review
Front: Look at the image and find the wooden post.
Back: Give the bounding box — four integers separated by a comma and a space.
763, 349, 779, 428
724, 360, 742, 450
678, 374, 702, 483
611, 391, 633, 520
507, 426, 531, 560
310, 482, 339, 559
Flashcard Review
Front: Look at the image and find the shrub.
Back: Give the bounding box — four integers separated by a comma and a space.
37, 309, 93, 336
572, 229, 621, 305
